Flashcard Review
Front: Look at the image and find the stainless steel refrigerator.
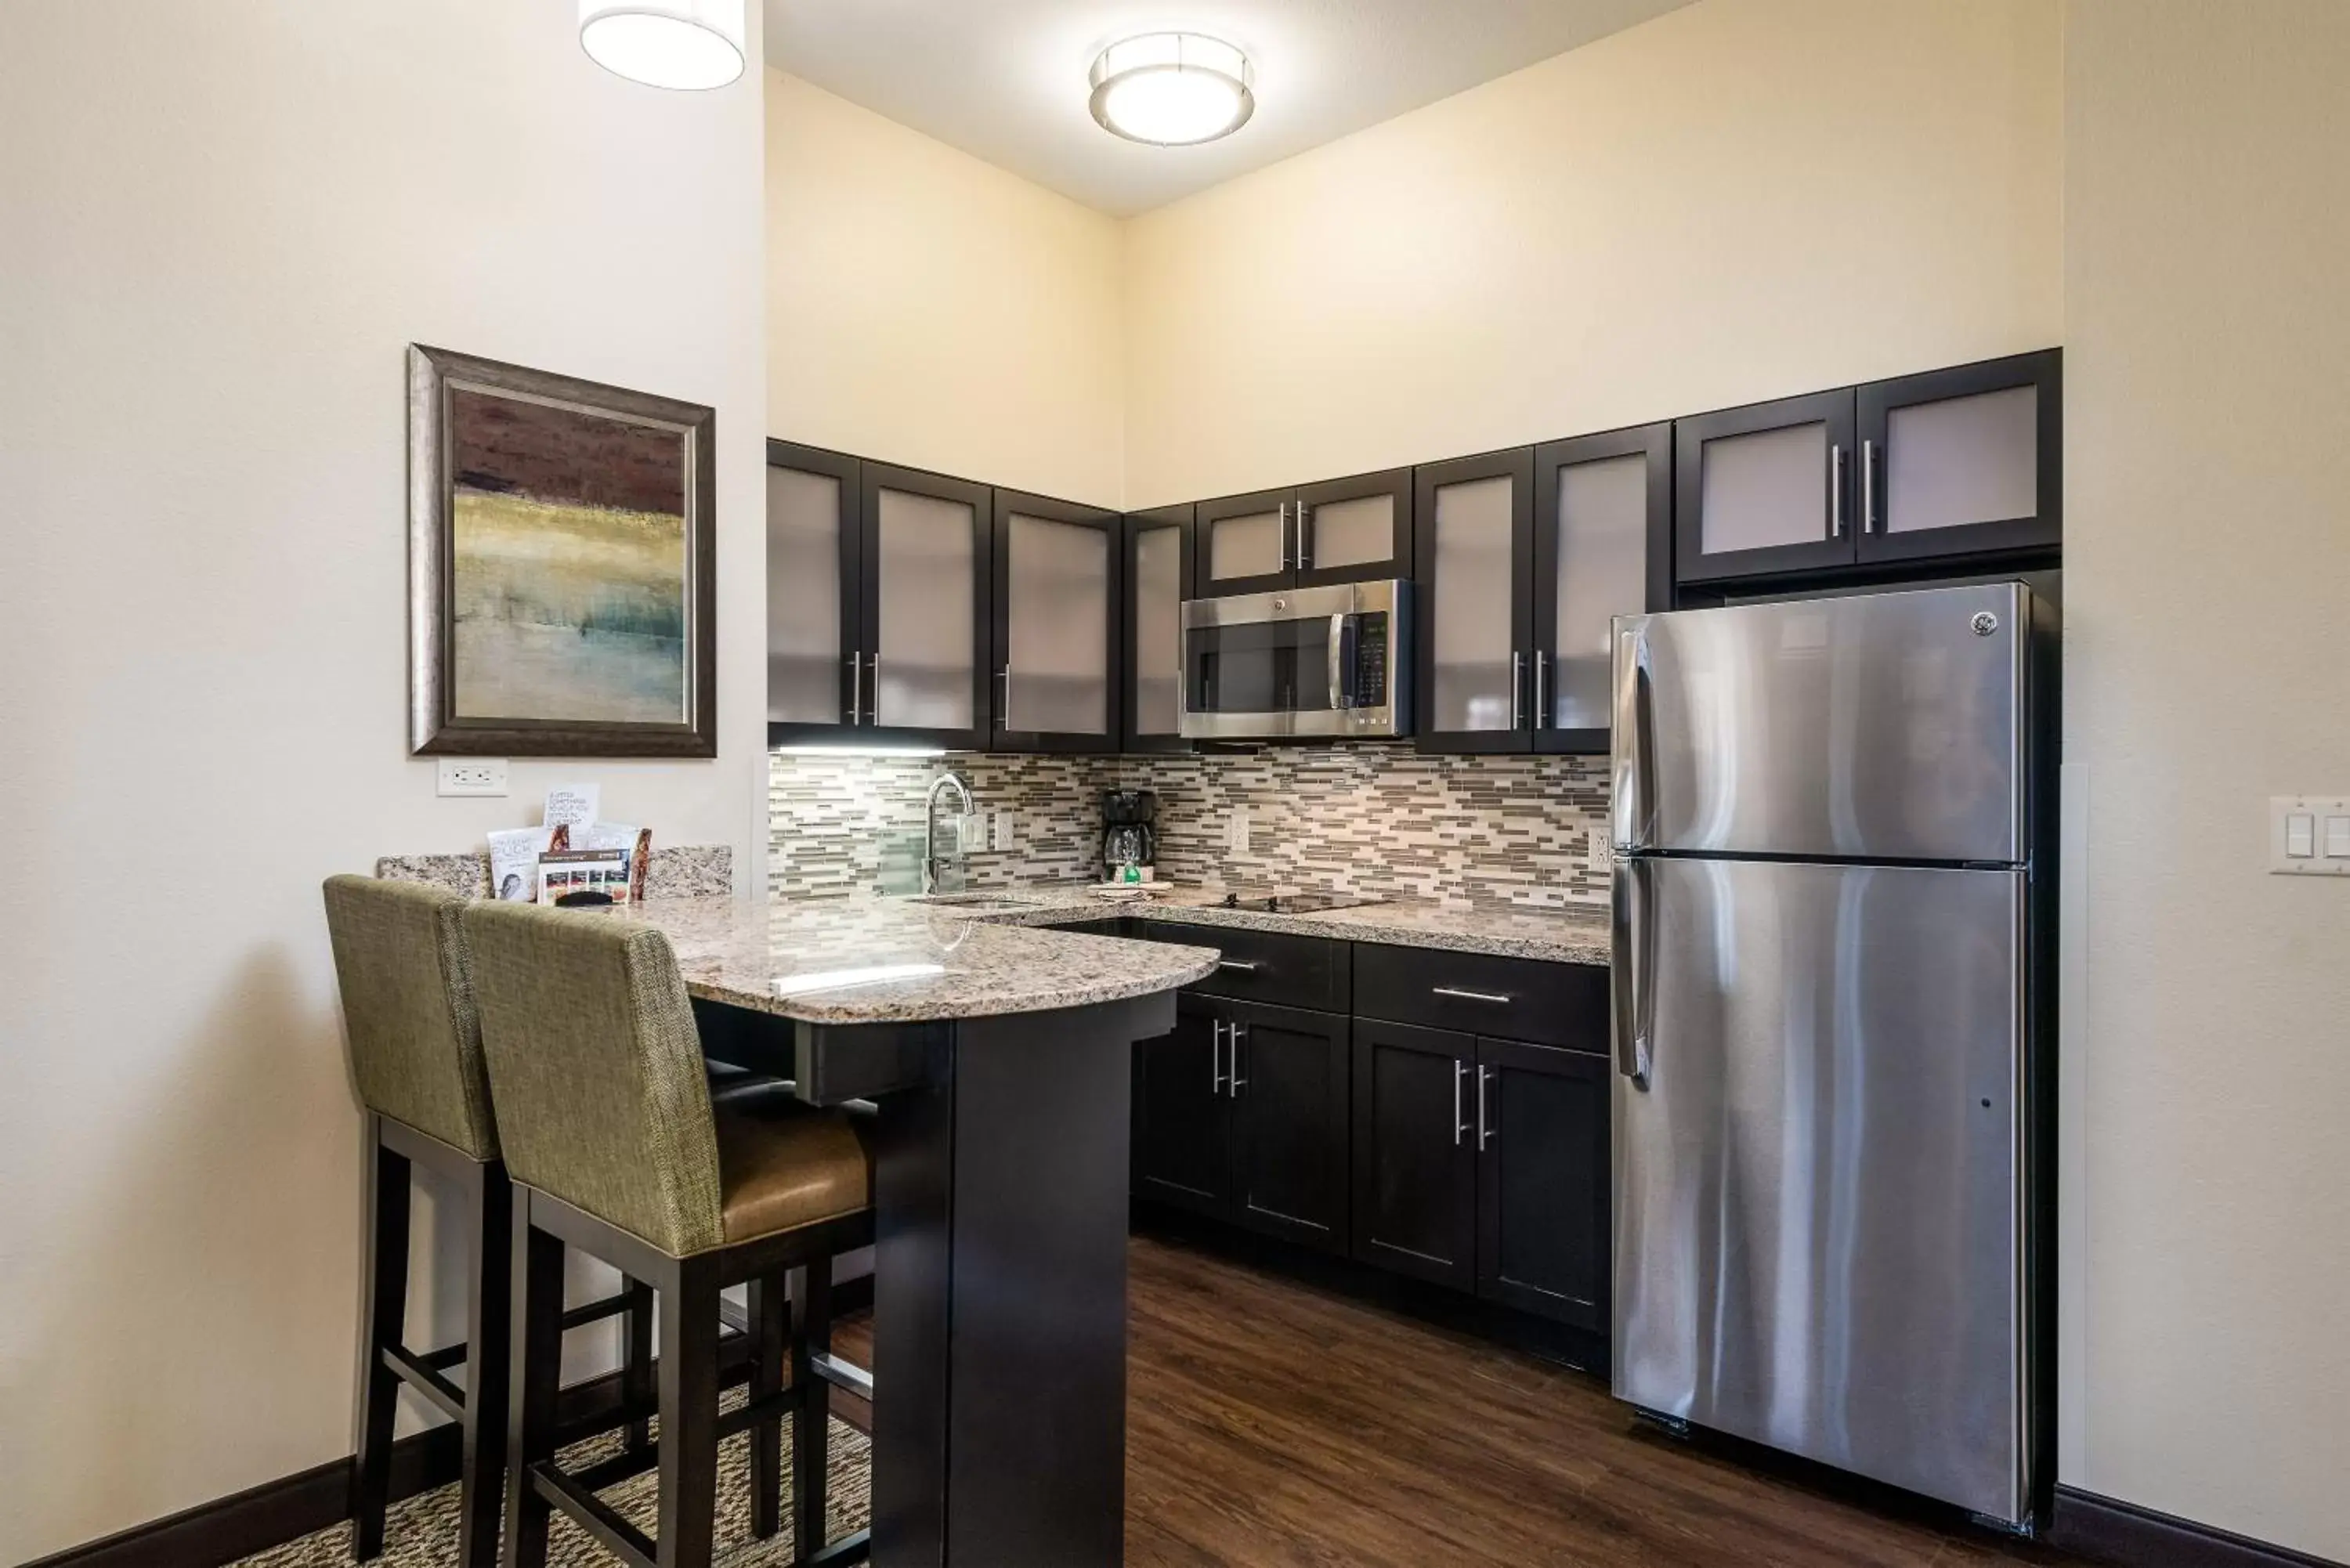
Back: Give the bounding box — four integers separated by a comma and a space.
1609, 581, 2055, 1528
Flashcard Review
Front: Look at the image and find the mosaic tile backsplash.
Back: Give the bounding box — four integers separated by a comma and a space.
768, 744, 1613, 911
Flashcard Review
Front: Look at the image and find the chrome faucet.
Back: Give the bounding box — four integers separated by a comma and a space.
922, 771, 976, 894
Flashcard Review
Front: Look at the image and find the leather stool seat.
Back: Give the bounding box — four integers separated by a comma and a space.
714, 1100, 873, 1244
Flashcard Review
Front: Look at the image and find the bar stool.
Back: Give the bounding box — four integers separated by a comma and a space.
463, 898, 875, 1568
321, 876, 657, 1568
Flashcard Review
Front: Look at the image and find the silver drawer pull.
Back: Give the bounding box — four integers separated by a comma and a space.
1431, 985, 1513, 1005
1216, 959, 1262, 974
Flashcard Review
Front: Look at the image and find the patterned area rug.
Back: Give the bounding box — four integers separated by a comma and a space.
237, 1410, 871, 1567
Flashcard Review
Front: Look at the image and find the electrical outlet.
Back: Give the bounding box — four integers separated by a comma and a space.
436, 757, 508, 797
1586, 828, 1614, 873
1227, 807, 1250, 857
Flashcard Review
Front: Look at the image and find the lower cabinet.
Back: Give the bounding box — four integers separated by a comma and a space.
1350, 1020, 1610, 1329
1133, 992, 1350, 1255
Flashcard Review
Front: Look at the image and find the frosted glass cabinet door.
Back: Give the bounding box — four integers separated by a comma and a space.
862, 464, 991, 746
766, 443, 861, 734
1123, 504, 1194, 753
1414, 448, 1535, 754
1295, 468, 1412, 588
1856, 349, 2062, 565
1196, 487, 1292, 596
1532, 421, 1668, 752
992, 490, 1119, 751
1673, 388, 1857, 584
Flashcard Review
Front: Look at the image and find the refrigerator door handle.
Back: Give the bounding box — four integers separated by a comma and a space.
1611, 625, 1655, 851
1612, 859, 1654, 1089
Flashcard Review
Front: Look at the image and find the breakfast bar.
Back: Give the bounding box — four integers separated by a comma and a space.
614, 895, 1218, 1568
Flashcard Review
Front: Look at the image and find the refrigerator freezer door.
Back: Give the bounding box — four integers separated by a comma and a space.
1612, 583, 2026, 862
1612, 855, 2027, 1521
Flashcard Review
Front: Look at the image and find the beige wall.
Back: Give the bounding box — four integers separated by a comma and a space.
1122, 0, 2062, 506
766, 71, 1125, 509
2060, 2, 2350, 1558
0, 3, 768, 1559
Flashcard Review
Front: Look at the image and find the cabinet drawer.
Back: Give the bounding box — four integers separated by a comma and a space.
1352, 944, 1606, 1052
1142, 922, 1350, 1012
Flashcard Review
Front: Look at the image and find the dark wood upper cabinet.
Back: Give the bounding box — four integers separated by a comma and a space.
765, 440, 863, 745
851, 461, 994, 750
1121, 504, 1194, 753
989, 489, 1120, 753
1414, 448, 1535, 755
1675, 387, 1859, 584
1350, 1017, 1478, 1290
1473, 1037, 1609, 1330
1531, 422, 1672, 754
1225, 999, 1350, 1255
1196, 469, 1415, 598
1294, 468, 1414, 587
1855, 349, 2062, 565
1195, 486, 1295, 598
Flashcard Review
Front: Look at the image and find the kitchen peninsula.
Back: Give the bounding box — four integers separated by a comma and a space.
614, 894, 1217, 1567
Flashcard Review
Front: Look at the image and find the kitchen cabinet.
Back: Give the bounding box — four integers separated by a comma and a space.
1473, 1039, 1608, 1331
1122, 504, 1195, 753
1532, 423, 1672, 753
1855, 349, 2061, 565
1413, 448, 1535, 754
1350, 1018, 1479, 1289
1195, 468, 1414, 598
1131, 991, 1350, 1255
1676, 350, 2062, 587
990, 489, 1120, 753
765, 440, 862, 739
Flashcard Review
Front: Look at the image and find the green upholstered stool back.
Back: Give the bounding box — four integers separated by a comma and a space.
461, 900, 727, 1258
322, 873, 499, 1160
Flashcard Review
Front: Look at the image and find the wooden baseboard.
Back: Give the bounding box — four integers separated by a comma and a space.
2050, 1488, 2344, 1568
24, 1274, 874, 1568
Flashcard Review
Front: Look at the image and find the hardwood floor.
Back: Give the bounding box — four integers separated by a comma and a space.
830, 1234, 2087, 1567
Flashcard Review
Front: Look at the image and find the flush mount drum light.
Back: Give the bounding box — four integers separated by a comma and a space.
579, 0, 746, 91
1089, 33, 1255, 146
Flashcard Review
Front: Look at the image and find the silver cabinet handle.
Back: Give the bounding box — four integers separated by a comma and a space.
1509, 650, 1524, 730
1215, 959, 1260, 974
1533, 652, 1549, 732
1432, 985, 1512, 1006
1209, 1019, 1227, 1094
1477, 1065, 1492, 1151
1297, 500, 1313, 569
1861, 438, 1878, 533
1452, 1060, 1468, 1147
1227, 1022, 1247, 1098
1830, 443, 1846, 537
1277, 501, 1291, 571
868, 653, 881, 724
996, 666, 1011, 728
847, 652, 863, 725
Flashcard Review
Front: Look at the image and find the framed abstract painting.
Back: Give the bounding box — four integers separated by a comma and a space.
407, 344, 716, 757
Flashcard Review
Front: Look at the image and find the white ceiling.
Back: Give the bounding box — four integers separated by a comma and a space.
764, 0, 1694, 217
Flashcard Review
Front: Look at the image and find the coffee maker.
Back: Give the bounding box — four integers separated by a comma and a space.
1100, 789, 1156, 878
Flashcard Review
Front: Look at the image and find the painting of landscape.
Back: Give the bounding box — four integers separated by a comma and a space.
446, 387, 689, 724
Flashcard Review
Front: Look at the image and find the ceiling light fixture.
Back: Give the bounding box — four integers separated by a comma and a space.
578, 1, 746, 91
1088, 33, 1255, 147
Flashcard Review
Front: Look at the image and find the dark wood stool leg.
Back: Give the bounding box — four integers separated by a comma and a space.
791, 1262, 833, 1563
457, 1161, 513, 1568
656, 1253, 722, 1568
747, 1274, 787, 1539
623, 1276, 656, 1454
352, 1116, 410, 1561
502, 1194, 564, 1568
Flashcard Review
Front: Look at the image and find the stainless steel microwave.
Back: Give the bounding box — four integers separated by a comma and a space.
1179, 580, 1412, 739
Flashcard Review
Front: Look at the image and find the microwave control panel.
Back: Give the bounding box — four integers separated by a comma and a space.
1352, 612, 1387, 709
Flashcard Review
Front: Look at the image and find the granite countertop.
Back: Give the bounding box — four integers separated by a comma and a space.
959, 884, 1614, 966
603, 894, 1221, 1025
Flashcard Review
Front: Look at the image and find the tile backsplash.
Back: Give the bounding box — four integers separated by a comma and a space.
769, 743, 1612, 910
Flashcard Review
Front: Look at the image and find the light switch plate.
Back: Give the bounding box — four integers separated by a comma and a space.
2269, 796, 2350, 875
989, 809, 1014, 852
437, 757, 508, 797
1227, 807, 1250, 857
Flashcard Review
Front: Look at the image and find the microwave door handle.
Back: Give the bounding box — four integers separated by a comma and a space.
1328, 614, 1347, 712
